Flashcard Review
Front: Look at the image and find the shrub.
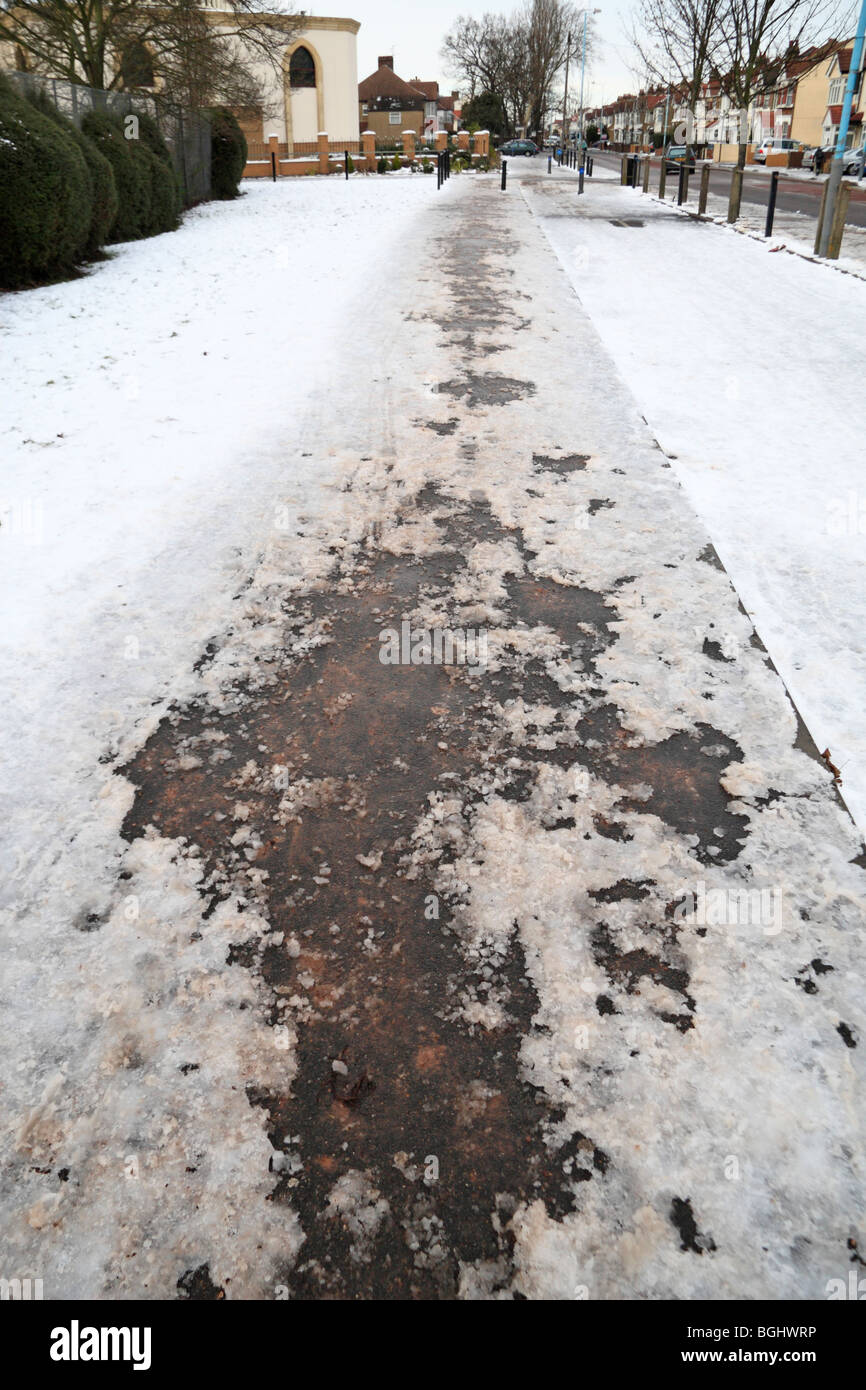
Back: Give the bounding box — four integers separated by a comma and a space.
377, 156, 389, 174
345, 153, 354, 174
132, 113, 180, 233
139, 144, 181, 234
391, 153, 402, 171
82, 109, 150, 241
23, 86, 118, 258
135, 109, 172, 166
421, 158, 433, 173
0, 74, 93, 288
207, 106, 247, 199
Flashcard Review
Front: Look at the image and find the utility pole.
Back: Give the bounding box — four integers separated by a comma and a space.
818, 0, 866, 257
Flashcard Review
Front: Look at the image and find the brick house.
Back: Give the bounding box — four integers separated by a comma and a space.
358, 56, 426, 140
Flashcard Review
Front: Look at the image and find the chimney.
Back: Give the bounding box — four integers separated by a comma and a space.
451, 91, 459, 101
378, 55, 394, 69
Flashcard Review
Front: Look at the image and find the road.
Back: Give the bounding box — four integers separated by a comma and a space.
582, 148, 866, 227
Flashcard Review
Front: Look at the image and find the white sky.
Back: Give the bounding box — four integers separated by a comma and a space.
342, 1, 642, 106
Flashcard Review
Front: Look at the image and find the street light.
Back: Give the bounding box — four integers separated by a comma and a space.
818, 0, 866, 257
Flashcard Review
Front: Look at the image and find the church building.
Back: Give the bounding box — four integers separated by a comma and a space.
201, 7, 361, 153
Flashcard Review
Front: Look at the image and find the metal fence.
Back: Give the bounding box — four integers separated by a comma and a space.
4, 70, 211, 207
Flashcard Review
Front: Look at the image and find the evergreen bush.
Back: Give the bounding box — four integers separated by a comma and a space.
0, 74, 93, 288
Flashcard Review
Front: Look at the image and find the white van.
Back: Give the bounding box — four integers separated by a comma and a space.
754, 138, 799, 163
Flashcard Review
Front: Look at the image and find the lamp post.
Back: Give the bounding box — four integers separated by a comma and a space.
818, 0, 866, 257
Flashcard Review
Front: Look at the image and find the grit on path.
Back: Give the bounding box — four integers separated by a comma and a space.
1, 172, 863, 1300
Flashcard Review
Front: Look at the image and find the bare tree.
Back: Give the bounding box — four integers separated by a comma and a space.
628, 0, 723, 108
442, 13, 513, 102
443, 1, 595, 138
717, 0, 846, 165
0, 0, 299, 109
524, 0, 594, 138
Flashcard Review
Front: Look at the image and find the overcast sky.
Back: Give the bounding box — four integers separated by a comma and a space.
346, 1, 642, 106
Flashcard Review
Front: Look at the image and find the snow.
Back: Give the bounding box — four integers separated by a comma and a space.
0, 175, 440, 917
519, 162, 866, 832
697, 182, 866, 275
1, 165, 863, 1299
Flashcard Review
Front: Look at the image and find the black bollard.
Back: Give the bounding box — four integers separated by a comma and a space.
501, 158, 508, 191
548, 154, 552, 173
345, 149, 349, 180
271, 150, 276, 182
765, 169, 780, 238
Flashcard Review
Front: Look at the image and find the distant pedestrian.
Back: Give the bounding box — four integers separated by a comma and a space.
814, 146, 825, 176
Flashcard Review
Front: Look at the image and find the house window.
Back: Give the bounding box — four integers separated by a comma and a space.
290, 46, 316, 89
389, 110, 401, 124
830, 77, 843, 103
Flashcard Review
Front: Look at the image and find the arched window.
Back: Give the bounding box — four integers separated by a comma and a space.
290, 47, 316, 90
121, 41, 155, 90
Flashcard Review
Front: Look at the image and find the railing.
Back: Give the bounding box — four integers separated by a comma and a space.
3, 69, 211, 207
619, 150, 860, 260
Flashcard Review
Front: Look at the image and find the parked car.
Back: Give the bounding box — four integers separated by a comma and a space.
804, 144, 834, 172
843, 145, 866, 176
753, 138, 800, 163
499, 139, 538, 157
664, 145, 696, 172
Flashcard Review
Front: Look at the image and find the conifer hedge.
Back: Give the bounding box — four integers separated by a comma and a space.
0, 74, 93, 288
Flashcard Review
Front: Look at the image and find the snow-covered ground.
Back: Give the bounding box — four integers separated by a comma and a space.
1, 167, 861, 1301
564, 157, 866, 272
520, 163, 866, 834
701, 185, 866, 275
0, 175, 442, 917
